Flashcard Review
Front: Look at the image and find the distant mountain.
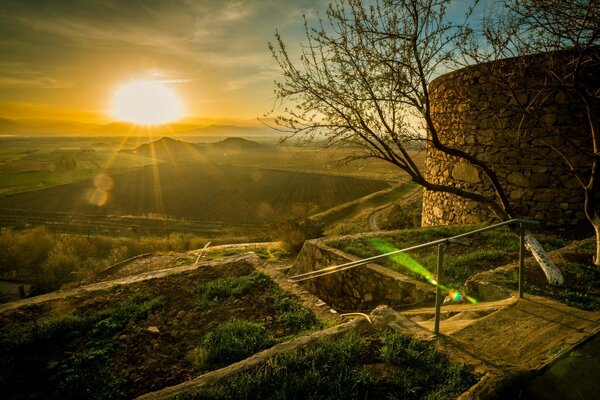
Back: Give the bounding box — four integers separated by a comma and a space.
179, 124, 274, 137
0, 117, 279, 137
208, 137, 268, 151
133, 137, 204, 161
132, 136, 270, 162
0, 118, 96, 135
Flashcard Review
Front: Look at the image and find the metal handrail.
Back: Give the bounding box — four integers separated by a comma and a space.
289, 218, 540, 334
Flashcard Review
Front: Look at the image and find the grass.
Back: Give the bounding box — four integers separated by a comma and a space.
328, 225, 569, 292
196, 271, 322, 332
272, 289, 322, 333
193, 272, 322, 372
195, 320, 275, 369
501, 260, 600, 310
0, 293, 166, 400
196, 271, 273, 310
180, 328, 478, 400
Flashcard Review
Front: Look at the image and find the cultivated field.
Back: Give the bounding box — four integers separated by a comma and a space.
0, 163, 388, 224
0, 135, 415, 238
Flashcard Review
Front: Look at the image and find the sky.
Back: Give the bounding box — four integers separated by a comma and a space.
0, 0, 332, 125
0, 0, 488, 126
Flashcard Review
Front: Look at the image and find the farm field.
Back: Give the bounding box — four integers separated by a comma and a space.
0, 135, 428, 242
0, 136, 407, 239
0, 163, 389, 224
0, 136, 162, 196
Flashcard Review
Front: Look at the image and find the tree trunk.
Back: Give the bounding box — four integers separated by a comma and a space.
594, 221, 600, 267
525, 233, 564, 286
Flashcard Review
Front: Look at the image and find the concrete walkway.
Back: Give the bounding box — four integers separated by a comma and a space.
447, 294, 600, 371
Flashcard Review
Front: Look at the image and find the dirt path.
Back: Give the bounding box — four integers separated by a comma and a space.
368, 186, 422, 232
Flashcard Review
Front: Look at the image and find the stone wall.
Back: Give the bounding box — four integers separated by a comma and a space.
422, 49, 596, 226
290, 239, 434, 311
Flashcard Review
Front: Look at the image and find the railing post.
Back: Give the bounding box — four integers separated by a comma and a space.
518, 222, 525, 298
434, 242, 446, 335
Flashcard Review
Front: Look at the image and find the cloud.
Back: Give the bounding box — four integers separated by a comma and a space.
224, 65, 280, 91
0, 62, 72, 88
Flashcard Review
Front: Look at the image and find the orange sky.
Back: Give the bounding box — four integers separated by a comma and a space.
0, 0, 329, 125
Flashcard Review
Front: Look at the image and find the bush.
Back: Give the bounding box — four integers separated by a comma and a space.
195, 320, 273, 369
41, 242, 81, 286
381, 201, 422, 230
270, 217, 323, 253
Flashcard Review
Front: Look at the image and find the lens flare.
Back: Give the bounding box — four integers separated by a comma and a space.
88, 174, 114, 207
89, 189, 109, 206
94, 174, 114, 191
368, 238, 478, 304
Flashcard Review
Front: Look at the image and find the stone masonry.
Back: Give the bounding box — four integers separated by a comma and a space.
290, 238, 435, 311
422, 49, 597, 226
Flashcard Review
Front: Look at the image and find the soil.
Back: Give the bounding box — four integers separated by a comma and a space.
0, 255, 315, 399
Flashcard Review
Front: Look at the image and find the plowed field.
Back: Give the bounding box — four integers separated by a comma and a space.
0, 163, 388, 224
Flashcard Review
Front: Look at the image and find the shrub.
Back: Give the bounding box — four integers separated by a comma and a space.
195, 320, 273, 369
41, 242, 81, 286
381, 201, 422, 230
270, 217, 323, 253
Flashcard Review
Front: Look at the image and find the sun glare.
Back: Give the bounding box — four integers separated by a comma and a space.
109, 80, 183, 125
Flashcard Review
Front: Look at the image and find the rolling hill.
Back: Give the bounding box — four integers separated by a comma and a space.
131, 136, 270, 161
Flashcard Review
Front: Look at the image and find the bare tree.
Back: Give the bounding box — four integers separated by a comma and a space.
269, 0, 516, 220
268, 0, 564, 282
470, 0, 600, 266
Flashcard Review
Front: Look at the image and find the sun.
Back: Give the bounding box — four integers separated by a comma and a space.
109, 80, 183, 125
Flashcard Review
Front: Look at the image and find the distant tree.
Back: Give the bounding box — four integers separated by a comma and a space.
268, 0, 564, 282
468, 0, 600, 266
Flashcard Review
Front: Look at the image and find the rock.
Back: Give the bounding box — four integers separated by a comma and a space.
147, 326, 160, 334
529, 173, 549, 188
451, 163, 481, 184
507, 171, 528, 187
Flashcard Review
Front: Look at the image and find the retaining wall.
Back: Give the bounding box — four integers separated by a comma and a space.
290, 239, 434, 311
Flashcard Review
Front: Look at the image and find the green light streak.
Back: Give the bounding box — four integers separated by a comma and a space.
368, 238, 478, 304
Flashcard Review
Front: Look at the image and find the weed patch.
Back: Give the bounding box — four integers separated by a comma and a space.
0, 293, 166, 399
195, 320, 274, 370
182, 329, 478, 400
272, 289, 322, 333
196, 271, 273, 310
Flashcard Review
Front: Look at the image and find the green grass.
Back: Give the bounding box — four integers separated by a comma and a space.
193, 272, 322, 371
272, 289, 322, 333
328, 225, 569, 292
195, 320, 275, 369
180, 329, 478, 400
196, 271, 273, 310
196, 271, 322, 332
501, 260, 600, 310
